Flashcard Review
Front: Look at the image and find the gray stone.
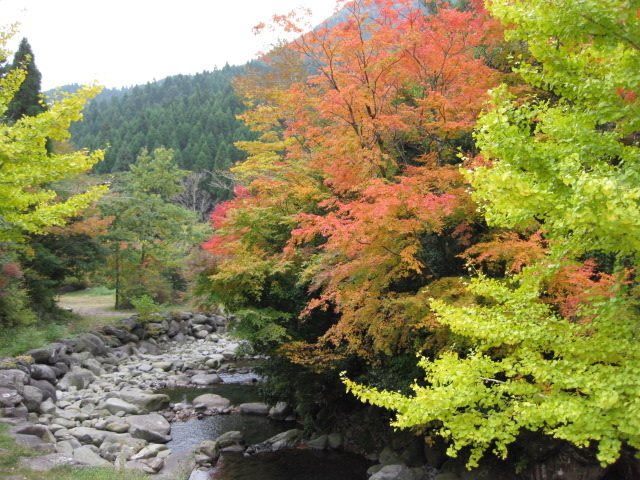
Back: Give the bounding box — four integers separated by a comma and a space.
73, 445, 112, 467
39, 398, 57, 415
167, 320, 180, 337
29, 364, 57, 383
130, 426, 171, 443
380, 446, 405, 466
194, 330, 209, 339
192, 393, 231, 411
239, 402, 270, 416
104, 397, 141, 415
191, 314, 209, 324
370, 465, 416, 480
19, 453, 78, 471
0, 369, 28, 393
11, 423, 54, 442
119, 391, 170, 411
141, 456, 164, 473
29, 378, 57, 401
205, 354, 225, 369
152, 361, 172, 371
0, 387, 22, 407
198, 440, 219, 459
138, 340, 161, 355
263, 429, 304, 450
131, 443, 168, 460
82, 358, 105, 376
269, 401, 292, 420
68, 426, 108, 447
22, 385, 44, 412
307, 434, 328, 450
58, 366, 95, 391
1, 405, 29, 418
106, 422, 130, 433
24, 348, 58, 365
191, 373, 222, 385
13, 433, 56, 453
125, 413, 171, 435
216, 430, 244, 449
328, 433, 344, 450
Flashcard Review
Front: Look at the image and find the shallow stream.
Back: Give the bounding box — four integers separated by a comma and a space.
158, 371, 372, 479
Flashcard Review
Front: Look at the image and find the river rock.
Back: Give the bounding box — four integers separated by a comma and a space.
58, 366, 95, 391
0, 369, 28, 393
82, 358, 105, 376
192, 393, 231, 411
29, 364, 57, 383
68, 426, 109, 447
13, 433, 56, 453
19, 453, 78, 471
119, 391, 170, 411
216, 430, 244, 449
191, 373, 222, 386
0, 387, 22, 407
204, 354, 225, 369
138, 340, 161, 355
22, 385, 44, 412
126, 413, 171, 438
29, 379, 57, 402
239, 402, 270, 416
328, 432, 343, 450
73, 445, 112, 467
131, 443, 168, 460
24, 348, 58, 365
269, 401, 292, 420
307, 434, 328, 450
262, 429, 304, 450
370, 465, 416, 480
104, 397, 141, 415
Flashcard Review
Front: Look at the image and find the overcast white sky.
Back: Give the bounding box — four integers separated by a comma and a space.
2, 0, 338, 90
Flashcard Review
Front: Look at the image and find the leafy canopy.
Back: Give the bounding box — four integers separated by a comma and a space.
345, 0, 640, 467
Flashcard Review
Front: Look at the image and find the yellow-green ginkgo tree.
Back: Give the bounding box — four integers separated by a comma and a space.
345, 0, 640, 468
0, 27, 106, 242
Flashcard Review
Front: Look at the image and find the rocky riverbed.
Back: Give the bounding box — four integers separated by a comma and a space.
0, 312, 439, 480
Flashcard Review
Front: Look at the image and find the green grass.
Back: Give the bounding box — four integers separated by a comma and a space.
0, 322, 69, 357
61, 286, 117, 297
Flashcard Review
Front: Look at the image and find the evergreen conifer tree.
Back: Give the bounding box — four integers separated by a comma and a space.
5, 38, 46, 122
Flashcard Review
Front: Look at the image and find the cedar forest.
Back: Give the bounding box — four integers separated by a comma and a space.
1, 0, 638, 473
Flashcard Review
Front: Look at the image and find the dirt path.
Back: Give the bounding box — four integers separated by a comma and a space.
57, 292, 132, 318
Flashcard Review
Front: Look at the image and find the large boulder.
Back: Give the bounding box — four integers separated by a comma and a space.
126, 413, 172, 443
29, 364, 57, 383
192, 393, 231, 411
21, 385, 43, 412
0, 387, 22, 407
57, 366, 95, 391
24, 348, 58, 365
125, 413, 171, 435
0, 369, 28, 393
119, 391, 170, 412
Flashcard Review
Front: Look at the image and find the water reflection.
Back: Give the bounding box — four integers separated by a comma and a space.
210, 450, 371, 480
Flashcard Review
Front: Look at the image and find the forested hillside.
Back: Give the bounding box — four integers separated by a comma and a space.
69, 65, 255, 180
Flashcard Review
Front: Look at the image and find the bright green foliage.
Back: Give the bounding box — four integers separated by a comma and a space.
346, 0, 640, 467
0, 33, 106, 241
101, 147, 204, 308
